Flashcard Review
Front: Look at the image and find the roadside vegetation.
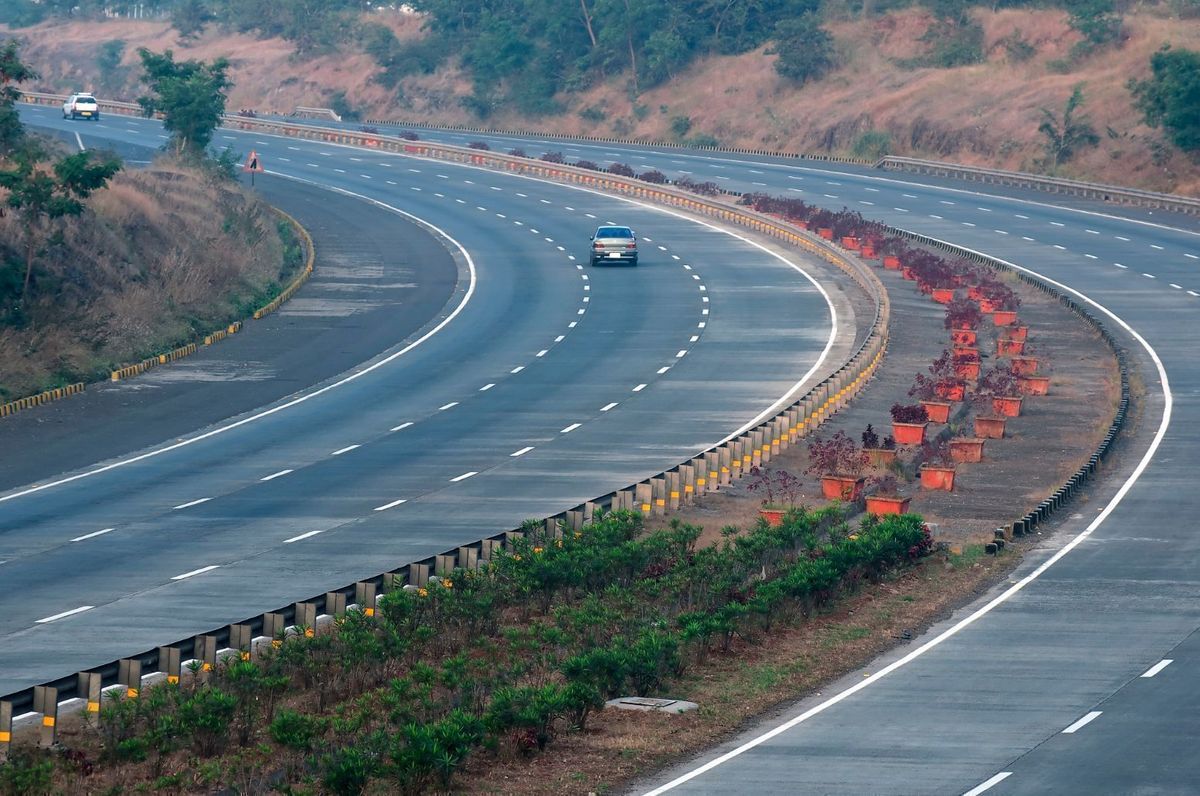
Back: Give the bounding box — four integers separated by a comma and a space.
0, 42, 301, 403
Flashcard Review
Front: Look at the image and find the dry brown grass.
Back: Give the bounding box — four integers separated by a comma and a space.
0, 159, 286, 400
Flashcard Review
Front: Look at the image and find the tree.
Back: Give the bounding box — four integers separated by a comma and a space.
0, 151, 121, 301
136, 49, 232, 157
1067, 0, 1123, 55
0, 40, 38, 157
769, 15, 836, 85
1037, 84, 1100, 172
1130, 45, 1200, 151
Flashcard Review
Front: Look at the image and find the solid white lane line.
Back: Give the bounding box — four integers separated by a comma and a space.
450, 471, 477, 482
283, 529, 325, 544
391, 422, 414, 432
1062, 711, 1102, 734
632, 384, 647, 392
36, 606, 94, 623
173, 498, 211, 510
480, 383, 495, 391
511, 446, 534, 457
962, 772, 1013, 796
374, 498, 408, 511
331, 445, 360, 456
261, 469, 293, 481
439, 402, 459, 410
600, 402, 618, 412
1141, 659, 1173, 678
71, 528, 115, 542
560, 423, 581, 433
171, 565, 219, 581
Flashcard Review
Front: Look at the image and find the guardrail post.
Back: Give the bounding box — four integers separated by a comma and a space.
78, 671, 102, 718
754, 428, 768, 466
410, 563, 432, 587
293, 603, 317, 636
718, 446, 732, 485
33, 685, 57, 748
457, 545, 479, 571
230, 624, 253, 659
356, 582, 378, 616
667, 471, 681, 510
740, 436, 755, 474
566, 509, 584, 531
118, 658, 142, 698
680, 464, 695, 504
434, 554, 456, 575
636, 482, 653, 514
0, 700, 11, 761
650, 476, 667, 515
261, 613, 286, 648
325, 591, 348, 617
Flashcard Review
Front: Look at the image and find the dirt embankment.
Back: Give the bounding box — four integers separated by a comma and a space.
0, 160, 295, 401
8, 6, 1200, 192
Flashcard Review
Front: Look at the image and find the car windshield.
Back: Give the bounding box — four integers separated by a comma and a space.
596, 227, 633, 239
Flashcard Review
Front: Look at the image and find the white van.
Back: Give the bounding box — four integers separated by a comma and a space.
62, 93, 100, 121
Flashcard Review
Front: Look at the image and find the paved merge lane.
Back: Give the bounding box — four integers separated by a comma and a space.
0, 107, 844, 696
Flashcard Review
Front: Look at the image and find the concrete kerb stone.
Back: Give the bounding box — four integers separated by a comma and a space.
32, 685, 56, 748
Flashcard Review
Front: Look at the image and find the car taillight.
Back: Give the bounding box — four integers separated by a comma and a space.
626, 242, 636, 249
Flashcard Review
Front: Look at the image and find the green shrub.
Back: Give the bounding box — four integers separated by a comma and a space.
852, 130, 892, 160
270, 708, 328, 751
0, 750, 55, 796
177, 687, 238, 757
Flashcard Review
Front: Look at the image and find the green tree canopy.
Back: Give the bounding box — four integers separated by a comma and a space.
0, 40, 38, 157
769, 14, 836, 85
136, 48, 232, 156
1130, 45, 1200, 151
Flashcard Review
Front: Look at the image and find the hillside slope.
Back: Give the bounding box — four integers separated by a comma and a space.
6, 6, 1199, 192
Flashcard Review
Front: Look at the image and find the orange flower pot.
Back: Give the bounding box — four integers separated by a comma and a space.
974, 415, 1007, 439
1019, 375, 1050, 396
921, 400, 952, 424
883, 255, 902, 270
967, 286, 983, 301
841, 236, 861, 251
950, 438, 984, 463
931, 288, 955, 304
1011, 357, 1039, 375
997, 338, 1025, 356
978, 298, 998, 314
992, 396, 1024, 417
951, 329, 977, 347
935, 381, 965, 402
902, 266, 917, 281
919, 465, 956, 491
892, 421, 927, 445
818, 227, 834, 240
953, 347, 980, 361
955, 361, 981, 380
1000, 325, 1028, 342
759, 508, 785, 527
865, 448, 898, 467
866, 495, 911, 515
861, 245, 877, 259
993, 310, 1019, 326
820, 475, 865, 501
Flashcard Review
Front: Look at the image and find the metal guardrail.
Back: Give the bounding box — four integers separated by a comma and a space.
1, 99, 891, 732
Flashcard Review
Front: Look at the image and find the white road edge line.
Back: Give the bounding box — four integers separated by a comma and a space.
71, 528, 115, 542
1141, 659, 1173, 678
283, 529, 325, 544
1062, 711, 1102, 734
962, 772, 1013, 796
171, 565, 219, 581
642, 235, 1172, 795
36, 605, 94, 623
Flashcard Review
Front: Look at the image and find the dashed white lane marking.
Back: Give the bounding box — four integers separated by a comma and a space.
676, 350, 688, 358
962, 222, 976, 227
349, 157, 362, 162
788, 188, 803, 193
391, 422, 414, 432
1053, 244, 1067, 250
536, 349, 548, 357
334, 168, 346, 173
173, 497, 211, 510
278, 157, 290, 163
331, 445, 360, 456
1085, 254, 1098, 259
1116, 235, 1130, 241
36, 606, 94, 624
632, 384, 647, 392
823, 194, 838, 199
1190, 290, 1199, 296
600, 402, 618, 412
511, 366, 525, 374
1144, 273, 1157, 279
1141, 659, 1173, 677
902, 193, 917, 198
683, 264, 692, 270
565, 206, 574, 211
496, 213, 506, 218
283, 529, 325, 544
374, 498, 407, 511
894, 207, 910, 213
439, 402, 459, 410
865, 187, 879, 192
1186, 253, 1199, 259
1170, 283, 1182, 289
690, 335, 699, 342
287, 146, 301, 151
692, 274, 701, 280
261, 469, 293, 481
71, 528, 115, 542
479, 383, 495, 391
464, 179, 474, 184
555, 335, 566, 342
577, 308, 586, 315
560, 423, 581, 433
749, 169, 765, 174
514, 219, 523, 224
1051, 221, 1065, 226
963, 772, 1013, 796
386, 180, 397, 186
541, 199, 551, 204
671, 254, 681, 260
361, 175, 372, 180
1086, 229, 1099, 234
994, 230, 1008, 235
1022, 236, 1035, 241
568, 321, 578, 328
940, 200, 955, 205
490, 186, 502, 191
1115, 263, 1127, 268
1015, 213, 1029, 219
1152, 244, 1165, 250
171, 565, 219, 581
698, 322, 706, 328
977, 207, 992, 212
511, 446, 534, 457
930, 215, 943, 220
1062, 711, 1102, 734
860, 201, 874, 206
450, 471, 477, 482
657, 367, 670, 374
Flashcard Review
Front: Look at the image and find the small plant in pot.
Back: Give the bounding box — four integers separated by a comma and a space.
918, 437, 956, 491
979, 281, 1021, 323
806, 431, 868, 502
978, 364, 1023, 418
861, 424, 899, 467
890, 402, 929, 445
912, 350, 967, 403
865, 474, 911, 515
944, 298, 983, 347
745, 467, 804, 526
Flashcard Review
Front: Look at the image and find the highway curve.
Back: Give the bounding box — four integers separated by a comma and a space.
0, 106, 858, 700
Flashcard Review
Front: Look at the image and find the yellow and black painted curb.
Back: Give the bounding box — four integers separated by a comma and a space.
253, 208, 316, 321
0, 383, 85, 418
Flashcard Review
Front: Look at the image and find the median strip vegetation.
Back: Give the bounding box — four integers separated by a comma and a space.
1, 508, 933, 793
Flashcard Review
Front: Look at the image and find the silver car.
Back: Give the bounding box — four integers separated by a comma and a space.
589, 225, 638, 266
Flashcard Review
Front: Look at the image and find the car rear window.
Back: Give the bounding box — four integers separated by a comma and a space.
76, 96, 96, 103
596, 227, 632, 238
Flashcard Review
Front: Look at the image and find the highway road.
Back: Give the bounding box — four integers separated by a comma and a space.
11, 106, 1200, 795
0, 106, 855, 699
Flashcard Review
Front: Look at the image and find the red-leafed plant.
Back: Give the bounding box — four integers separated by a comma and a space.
806, 431, 867, 478
746, 467, 803, 508
608, 162, 636, 177
944, 298, 983, 330
891, 403, 930, 424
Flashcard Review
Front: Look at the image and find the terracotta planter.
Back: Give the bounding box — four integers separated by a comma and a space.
920, 400, 952, 424
935, 381, 966, 402
953, 347, 980, 362
861, 245, 877, 259
1011, 357, 1039, 375
865, 448, 898, 467
950, 329, 977, 347
978, 298, 998, 314
919, 465, 956, 491
1000, 325, 1028, 342
974, 415, 1007, 439
1019, 375, 1051, 396
901, 266, 917, 281
955, 360, 981, 380
820, 475, 865, 501
883, 255, 902, 270
866, 495, 911, 516
997, 338, 1025, 356
892, 421, 927, 445
950, 438, 985, 463
931, 288, 955, 305
818, 227, 834, 240
993, 310, 1019, 326
759, 508, 785, 527
967, 286, 983, 302
841, 236, 861, 251
992, 395, 1024, 417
